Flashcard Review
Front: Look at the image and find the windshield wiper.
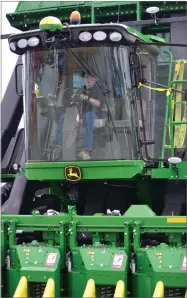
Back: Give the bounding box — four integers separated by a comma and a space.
62, 40, 111, 95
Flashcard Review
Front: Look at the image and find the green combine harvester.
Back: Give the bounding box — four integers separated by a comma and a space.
1, 1, 187, 297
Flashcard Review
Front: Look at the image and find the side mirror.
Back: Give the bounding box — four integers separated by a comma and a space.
15, 63, 23, 96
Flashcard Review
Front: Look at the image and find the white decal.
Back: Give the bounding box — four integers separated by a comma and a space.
112, 254, 124, 269
45, 253, 57, 267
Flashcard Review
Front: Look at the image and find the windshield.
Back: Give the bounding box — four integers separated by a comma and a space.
23, 43, 187, 163
24, 45, 140, 162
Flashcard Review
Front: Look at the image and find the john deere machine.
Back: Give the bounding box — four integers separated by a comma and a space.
1, 1, 187, 297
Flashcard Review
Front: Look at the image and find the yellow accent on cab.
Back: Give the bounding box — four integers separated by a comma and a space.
167, 217, 187, 223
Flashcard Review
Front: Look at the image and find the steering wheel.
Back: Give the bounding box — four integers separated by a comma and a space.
63, 87, 84, 108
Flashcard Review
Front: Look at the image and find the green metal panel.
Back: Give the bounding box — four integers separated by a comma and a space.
15, 1, 138, 12
24, 160, 145, 180
2, 161, 187, 181
6, 1, 187, 31
2, 208, 186, 232
151, 162, 187, 179
133, 244, 187, 297
124, 205, 156, 217
69, 247, 128, 296
6, 269, 20, 297
8, 245, 61, 297
79, 247, 127, 284
2, 205, 186, 297
68, 271, 85, 297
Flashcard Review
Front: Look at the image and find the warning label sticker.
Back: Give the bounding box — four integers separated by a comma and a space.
181, 256, 187, 271
45, 253, 58, 267
112, 254, 124, 269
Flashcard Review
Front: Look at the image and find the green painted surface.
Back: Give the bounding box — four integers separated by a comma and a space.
133, 244, 187, 297
124, 205, 156, 217
1, 205, 187, 297
2, 1, 187, 296
7, 244, 61, 297
69, 247, 128, 296
25, 160, 145, 180
6, 1, 187, 31
6, 269, 20, 297
2, 206, 186, 231
151, 162, 187, 180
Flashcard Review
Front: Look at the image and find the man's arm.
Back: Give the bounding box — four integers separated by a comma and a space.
79, 94, 100, 107
88, 96, 100, 107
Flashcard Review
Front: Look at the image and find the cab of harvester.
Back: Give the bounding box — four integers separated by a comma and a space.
9, 16, 168, 167
1, 8, 187, 298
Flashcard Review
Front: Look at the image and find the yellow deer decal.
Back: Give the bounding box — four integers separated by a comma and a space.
65, 166, 81, 181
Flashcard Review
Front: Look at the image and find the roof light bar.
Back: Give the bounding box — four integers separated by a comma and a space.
79, 31, 92, 41
28, 37, 40, 47
9, 42, 16, 51
109, 32, 122, 42
93, 31, 107, 41
17, 38, 27, 48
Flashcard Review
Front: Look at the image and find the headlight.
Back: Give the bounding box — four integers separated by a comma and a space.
28, 37, 40, 47
168, 157, 182, 164
10, 42, 16, 51
17, 38, 28, 48
109, 32, 122, 42
93, 31, 107, 41
79, 31, 92, 41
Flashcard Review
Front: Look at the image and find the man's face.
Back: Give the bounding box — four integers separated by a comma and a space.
84, 74, 96, 89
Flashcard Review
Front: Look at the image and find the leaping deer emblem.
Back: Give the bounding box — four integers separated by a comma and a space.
65, 167, 81, 181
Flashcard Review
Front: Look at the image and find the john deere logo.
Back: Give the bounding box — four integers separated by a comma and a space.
65, 166, 81, 181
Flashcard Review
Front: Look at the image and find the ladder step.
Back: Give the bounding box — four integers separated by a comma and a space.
171, 122, 187, 125
165, 145, 186, 148
174, 101, 187, 105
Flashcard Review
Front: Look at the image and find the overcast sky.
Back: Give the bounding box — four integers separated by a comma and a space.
2, 1, 20, 98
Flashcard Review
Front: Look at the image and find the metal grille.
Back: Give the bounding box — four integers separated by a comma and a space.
96, 285, 115, 297
30, 282, 46, 298
165, 287, 185, 297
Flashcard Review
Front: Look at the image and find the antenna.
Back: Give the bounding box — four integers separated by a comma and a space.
146, 6, 160, 25
168, 157, 182, 181
117, 5, 120, 23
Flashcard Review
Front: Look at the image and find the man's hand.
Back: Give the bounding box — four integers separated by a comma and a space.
71, 94, 77, 99
79, 94, 89, 101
